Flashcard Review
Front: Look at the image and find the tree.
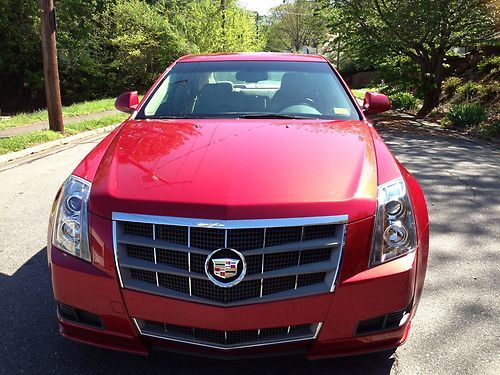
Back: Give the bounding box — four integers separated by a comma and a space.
0, 0, 43, 112
266, 0, 327, 52
56, 0, 115, 101
162, 0, 263, 53
0, 0, 265, 112
104, 0, 190, 92
317, 0, 496, 116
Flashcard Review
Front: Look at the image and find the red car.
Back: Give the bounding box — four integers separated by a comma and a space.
48, 53, 429, 359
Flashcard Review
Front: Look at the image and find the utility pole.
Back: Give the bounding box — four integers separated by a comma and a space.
255, 12, 260, 42
39, 0, 63, 132
336, 34, 341, 70
221, 0, 226, 50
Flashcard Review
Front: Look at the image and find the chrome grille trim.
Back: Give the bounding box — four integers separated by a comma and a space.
133, 318, 323, 350
113, 212, 348, 229
113, 213, 347, 307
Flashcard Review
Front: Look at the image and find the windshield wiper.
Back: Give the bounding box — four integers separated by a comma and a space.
239, 113, 316, 119
146, 115, 194, 119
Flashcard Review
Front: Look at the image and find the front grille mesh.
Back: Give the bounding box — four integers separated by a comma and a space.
135, 319, 320, 348
115, 216, 346, 306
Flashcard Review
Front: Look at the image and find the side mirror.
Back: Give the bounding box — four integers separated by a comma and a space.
115, 91, 139, 114
362, 92, 391, 115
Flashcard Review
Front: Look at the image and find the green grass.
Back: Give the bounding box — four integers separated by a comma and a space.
0, 131, 63, 155
351, 88, 380, 100
0, 98, 116, 130
0, 113, 127, 155
351, 89, 368, 100
64, 113, 127, 135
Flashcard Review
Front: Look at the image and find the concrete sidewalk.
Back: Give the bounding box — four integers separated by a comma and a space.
0, 109, 118, 138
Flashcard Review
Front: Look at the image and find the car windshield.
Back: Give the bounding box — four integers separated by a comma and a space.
137, 60, 360, 120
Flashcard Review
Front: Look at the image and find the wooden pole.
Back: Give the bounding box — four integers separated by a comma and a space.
221, 0, 226, 50
39, 0, 63, 132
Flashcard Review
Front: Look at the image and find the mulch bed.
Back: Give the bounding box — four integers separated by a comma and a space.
369, 111, 499, 146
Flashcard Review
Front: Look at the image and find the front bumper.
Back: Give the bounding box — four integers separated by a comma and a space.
49, 214, 425, 359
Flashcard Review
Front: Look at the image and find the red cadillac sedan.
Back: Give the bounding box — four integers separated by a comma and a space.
47, 53, 429, 359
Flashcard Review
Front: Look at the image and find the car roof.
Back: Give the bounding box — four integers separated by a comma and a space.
176, 52, 328, 63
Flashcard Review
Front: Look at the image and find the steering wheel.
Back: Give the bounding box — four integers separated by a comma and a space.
279, 103, 322, 116
303, 98, 316, 107
279, 97, 321, 114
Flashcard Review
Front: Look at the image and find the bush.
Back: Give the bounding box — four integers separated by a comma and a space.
441, 77, 463, 96
478, 56, 500, 74
480, 81, 500, 101
454, 82, 483, 101
475, 120, 500, 140
389, 92, 418, 111
444, 103, 487, 129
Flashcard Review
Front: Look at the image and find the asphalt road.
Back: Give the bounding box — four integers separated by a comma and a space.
0, 123, 499, 374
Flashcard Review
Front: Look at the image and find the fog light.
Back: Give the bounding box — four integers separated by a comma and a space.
383, 222, 408, 246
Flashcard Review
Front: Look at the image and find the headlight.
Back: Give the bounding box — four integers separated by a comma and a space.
52, 175, 92, 261
370, 178, 417, 266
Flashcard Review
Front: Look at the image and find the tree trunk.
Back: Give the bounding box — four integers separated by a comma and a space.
417, 85, 441, 117
416, 50, 445, 118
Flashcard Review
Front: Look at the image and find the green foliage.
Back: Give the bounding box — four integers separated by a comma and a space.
377, 56, 422, 96
389, 92, 419, 111
0, 0, 43, 111
444, 103, 487, 129
0, 0, 264, 113
104, 0, 190, 92
478, 55, 500, 74
475, 120, 500, 140
455, 82, 484, 102
0, 98, 116, 130
64, 113, 128, 135
449, 79, 498, 106
0, 113, 126, 155
170, 0, 262, 53
351, 89, 368, 100
314, 0, 496, 116
479, 81, 500, 101
55, 0, 114, 102
442, 77, 463, 97
266, 0, 327, 52
0, 131, 63, 155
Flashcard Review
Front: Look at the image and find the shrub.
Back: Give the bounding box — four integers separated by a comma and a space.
478, 56, 500, 74
479, 120, 499, 138
444, 103, 487, 129
454, 82, 483, 101
441, 77, 463, 96
480, 81, 500, 101
389, 92, 418, 111
475, 120, 500, 140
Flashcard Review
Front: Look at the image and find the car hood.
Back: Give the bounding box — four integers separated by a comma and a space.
89, 119, 377, 222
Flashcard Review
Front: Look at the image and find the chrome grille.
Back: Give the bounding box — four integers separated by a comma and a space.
114, 213, 347, 307
134, 318, 321, 349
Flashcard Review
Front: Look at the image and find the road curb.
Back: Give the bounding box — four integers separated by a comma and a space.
0, 123, 119, 165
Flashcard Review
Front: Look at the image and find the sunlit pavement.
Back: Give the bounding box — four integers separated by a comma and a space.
1, 122, 498, 375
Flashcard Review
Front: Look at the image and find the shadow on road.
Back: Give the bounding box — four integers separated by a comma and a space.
0, 248, 395, 375
374, 123, 500, 373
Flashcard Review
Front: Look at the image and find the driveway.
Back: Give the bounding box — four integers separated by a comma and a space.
0, 119, 498, 374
